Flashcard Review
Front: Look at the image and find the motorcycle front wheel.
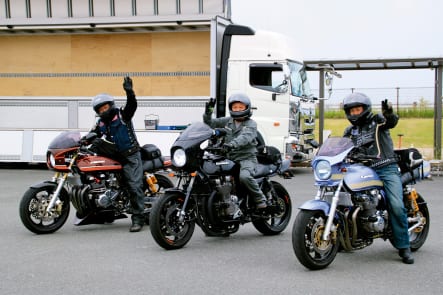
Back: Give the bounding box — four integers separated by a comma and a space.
149, 193, 195, 250
252, 181, 292, 235
292, 210, 339, 270
19, 184, 70, 234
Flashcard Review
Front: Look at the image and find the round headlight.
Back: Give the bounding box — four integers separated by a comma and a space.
314, 160, 331, 180
172, 148, 186, 167
47, 153, 55, 169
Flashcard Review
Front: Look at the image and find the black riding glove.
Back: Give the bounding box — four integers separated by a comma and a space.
381, 99, 393, 117
213, 128, 227, 137
374, 113, 386, 124
205, 97, 216, 115
222, 143, 234, 154
80, 137, 89, 146
123, 76, 134, 94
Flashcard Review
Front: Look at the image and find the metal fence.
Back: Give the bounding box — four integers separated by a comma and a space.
312, 86, 435, 111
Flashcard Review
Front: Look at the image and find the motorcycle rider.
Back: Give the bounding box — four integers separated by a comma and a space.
203, 93, 268, 209
342, 92, 414, 264
84, 76, 145, 232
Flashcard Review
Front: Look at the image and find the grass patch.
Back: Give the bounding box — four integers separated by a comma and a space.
319, 118, 435, 149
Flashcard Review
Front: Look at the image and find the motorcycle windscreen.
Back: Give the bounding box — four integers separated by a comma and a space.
48, 131, 81, 149
172, 122, 213, 147
343, 165, 383, 191
317, 137, 354, 157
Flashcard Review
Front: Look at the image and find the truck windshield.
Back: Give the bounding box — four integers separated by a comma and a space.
288, 61, 312, 97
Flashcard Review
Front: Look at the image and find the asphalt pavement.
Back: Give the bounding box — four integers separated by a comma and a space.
0, 165, 442, 295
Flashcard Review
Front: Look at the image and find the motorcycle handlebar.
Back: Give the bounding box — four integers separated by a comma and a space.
79, 146, 96, 155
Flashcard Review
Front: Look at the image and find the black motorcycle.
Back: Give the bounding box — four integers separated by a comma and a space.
149, 122, 293, 250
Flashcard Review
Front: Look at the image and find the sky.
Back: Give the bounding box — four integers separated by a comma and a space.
230, 0, 442, 105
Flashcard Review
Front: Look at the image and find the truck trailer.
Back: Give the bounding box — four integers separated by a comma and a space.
0, 4, 317, 165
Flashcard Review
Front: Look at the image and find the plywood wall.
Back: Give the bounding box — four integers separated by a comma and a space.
0, 31, 210, 97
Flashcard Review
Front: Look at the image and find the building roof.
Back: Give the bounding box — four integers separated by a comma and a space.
304, 57, 443, 71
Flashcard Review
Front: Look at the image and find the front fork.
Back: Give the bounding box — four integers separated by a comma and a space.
46, 153, 78, 214
46, 172, 68, 214
178, 172, 197, 223
322, 180, 343, 240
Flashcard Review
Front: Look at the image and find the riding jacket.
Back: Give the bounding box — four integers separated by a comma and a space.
203, 114, 258, 162
343, 112, 399, 169
91, 92, 140, 157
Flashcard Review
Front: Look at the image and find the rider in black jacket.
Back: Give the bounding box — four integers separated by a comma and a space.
343, 92, 414, 264
87, 77, 145, 232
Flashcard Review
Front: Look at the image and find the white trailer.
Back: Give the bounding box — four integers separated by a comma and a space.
0, 17, 317, 165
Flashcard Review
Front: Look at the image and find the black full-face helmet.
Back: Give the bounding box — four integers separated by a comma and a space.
228, 93, 252, 119
343, 92, 372, 126
92, 93, 116, 121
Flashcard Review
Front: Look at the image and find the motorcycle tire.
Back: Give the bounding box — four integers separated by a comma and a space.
149, 192, 196, 250
19, 185, 70, 234
252, 181, 292, 235
292, 210, 339, 270
389, 194, 430, 251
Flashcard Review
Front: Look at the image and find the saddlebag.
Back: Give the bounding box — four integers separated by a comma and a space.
257, 146, 282, 165
395, 147, 424, 182
141, 144, 164, 171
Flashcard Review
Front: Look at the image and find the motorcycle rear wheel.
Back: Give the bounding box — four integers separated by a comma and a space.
409, 195, 430, 250
19, 185, 70, 234
149, 193, 195, 250
252, 182, 292, 235
143, 174, 174, 224
292, 210, 339, 270
389, 194, 430, 251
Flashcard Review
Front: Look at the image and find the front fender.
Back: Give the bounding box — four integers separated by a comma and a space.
30, 181, 58, 190
298, 199, 331, 216
164, 187, 186, 197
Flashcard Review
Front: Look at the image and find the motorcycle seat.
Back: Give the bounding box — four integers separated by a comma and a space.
254, 163, 278, 178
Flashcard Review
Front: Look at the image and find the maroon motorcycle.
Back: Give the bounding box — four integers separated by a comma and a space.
19, 131, 173, 234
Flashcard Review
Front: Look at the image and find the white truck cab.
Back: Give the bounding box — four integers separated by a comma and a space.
215, 24, 317, 165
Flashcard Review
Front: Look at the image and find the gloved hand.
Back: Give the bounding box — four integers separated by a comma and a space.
381, 99, 393, 116
80, 132, 97, 146
213, 128, 227, 137
374, 113, 386, 124
222, 143, 234, 154
80, 136, 90, 146
123, 76, 133, 93
205, 97, 216, 115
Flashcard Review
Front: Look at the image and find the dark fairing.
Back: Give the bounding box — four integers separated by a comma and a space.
48, 131, 81, 149
317, 137, 354, 157
173, 122, 214, 147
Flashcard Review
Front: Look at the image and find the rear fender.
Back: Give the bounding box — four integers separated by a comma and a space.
298, 199, 331, 216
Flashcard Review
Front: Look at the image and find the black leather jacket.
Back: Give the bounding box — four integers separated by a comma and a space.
343, 112, 399, 169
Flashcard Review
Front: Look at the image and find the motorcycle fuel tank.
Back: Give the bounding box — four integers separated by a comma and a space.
77, 155, 122, 172
202, 159, 236, 175
343, 165, 383, 191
